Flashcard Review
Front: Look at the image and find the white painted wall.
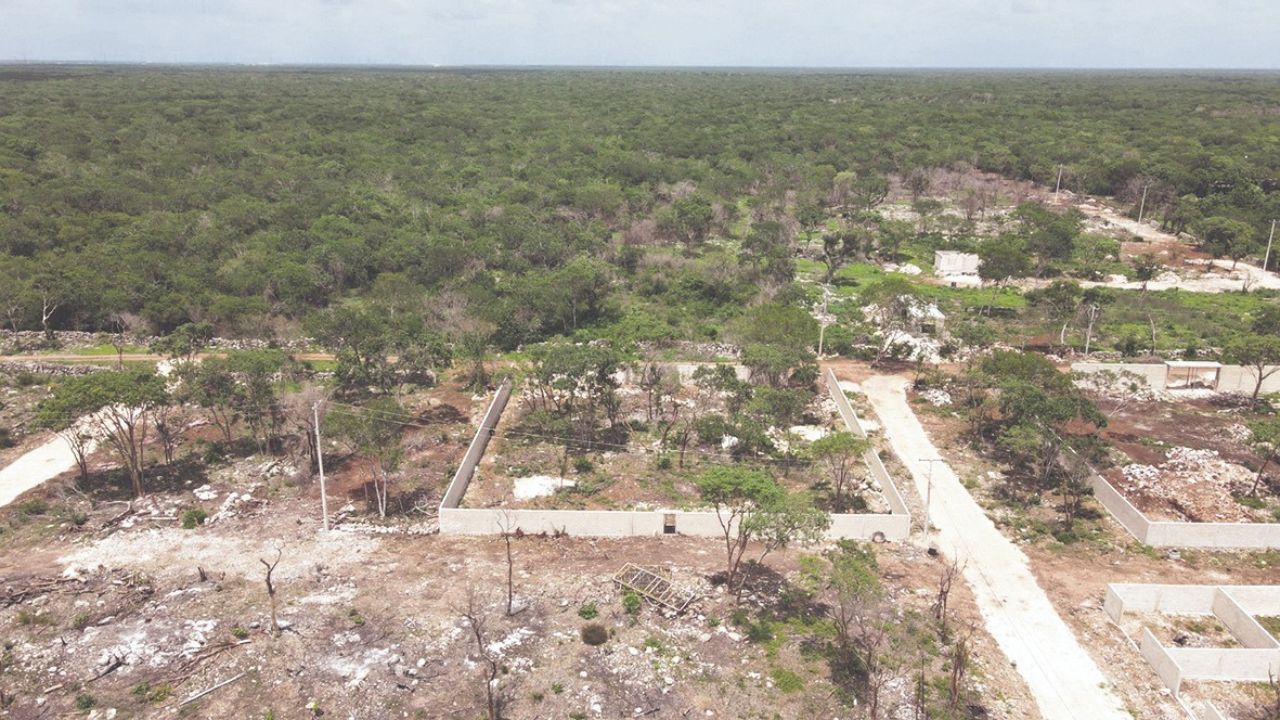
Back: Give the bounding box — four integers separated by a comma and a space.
1072, 361, 1280, 395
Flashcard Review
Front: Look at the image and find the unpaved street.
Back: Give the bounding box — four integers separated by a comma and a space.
858, 374, 1130, 720
0, 432, 89, 508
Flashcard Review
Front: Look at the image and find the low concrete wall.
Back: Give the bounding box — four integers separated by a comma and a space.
1167, 647, 1280, 684
1089, 471, 1280, 550
1213, 589, 1280, 649
1140, 627, 1184, 695
1105, 583, 1219, 622
1196, 702, 1228, 720
1072, 361, 1280, 395
1143, 519, 1280, 550
1107, 584, 1280, 622
824, 369, 913, 520
1110, 583, 1280, 695
439, 371, 910, 542
440, 506, 910, 540
440, 380, 512, 510
1089, 472, 1151, 543
1223, 586, 1280, 616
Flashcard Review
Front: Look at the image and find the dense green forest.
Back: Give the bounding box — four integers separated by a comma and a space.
1, 66, 1278, 349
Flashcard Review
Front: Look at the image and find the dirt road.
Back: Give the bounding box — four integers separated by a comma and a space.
0, 432, 89, 508
0, 352, 336, 364
857, 374, 1130, 720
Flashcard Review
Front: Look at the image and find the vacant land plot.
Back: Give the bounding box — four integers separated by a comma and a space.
463, 376, 890, 514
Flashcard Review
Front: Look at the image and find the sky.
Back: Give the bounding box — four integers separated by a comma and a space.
2, 0, 1278, 68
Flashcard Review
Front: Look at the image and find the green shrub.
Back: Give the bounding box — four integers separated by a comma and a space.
181, 508, 207, 529
16, 499, 48, 517
654, 455, 673, 471
132, 681, 172, 703
622, 591, 642, 616
231, 626, 249, 640
70, 612, 91, 630
75, 693, 95, 710
580, 623, 608, 646
551, 682, 564, 695
770, 667, 804, 693
572, 456, 594, 474
1235, 494, 1266, 510
577, 602, 598, 620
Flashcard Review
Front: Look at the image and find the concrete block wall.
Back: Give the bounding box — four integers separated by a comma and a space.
438, 368, 912, 542
1089, 473, 1151, 542
1196, 702, 1228, 720
1143, 520, 1280, 550
823, 369, 913, 519
1167, 647, 1280, 684
1071, 362, 1280, 395
1109, 584, 1280, 695
440, 379, 512, 510
1089, 470, 1280, 550
440, 506, 910, 541
1212, 589, 1280, 649
1140, 627, 1184, 694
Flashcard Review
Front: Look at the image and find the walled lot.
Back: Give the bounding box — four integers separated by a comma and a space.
1089, 394, 1280, 524
0, 471, 1038, 720
462, 380, 891, 514
905, 385, 1280, 718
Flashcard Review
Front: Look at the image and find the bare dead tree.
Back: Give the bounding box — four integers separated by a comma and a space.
260, 549, 282, 636
39, 291, 59, 343
932, 558, 961, 638
911, 651, 928, 720
458, 590, 502, 720
150, 405, 186, 465
57, 426, 94, 486
948, 627, 973, 712
280, 385, 329, 475
497, 512, 517, 617
1081, 302, 1102, 357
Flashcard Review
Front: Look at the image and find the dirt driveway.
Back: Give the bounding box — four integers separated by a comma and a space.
856, 373, 1131, 720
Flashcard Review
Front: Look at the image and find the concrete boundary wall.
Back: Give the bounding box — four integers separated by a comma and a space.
1167, 648, 1280, 684
1108, 583, 1280, 695
823, 368, 913, 519
1105, 583, 1280, 622
1089, 471, 1280, 550
440, 506, 909, 540
1089, 473, 1151, 541
1213, 589, 1280, 650
1197, 702, 1228, 720
1140, 628, 1184, 694
1071, 362, 1280, 396
438, 368, 911, 541
440, 379, 513, 510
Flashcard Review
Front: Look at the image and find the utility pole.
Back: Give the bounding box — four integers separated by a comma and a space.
1265, 219, 1277, 273
817, 287, 831, 357
1137, 183, 1150, 225
919, 458, 944, 549
1053, 165, 1063, 197
313, 402, 330, 532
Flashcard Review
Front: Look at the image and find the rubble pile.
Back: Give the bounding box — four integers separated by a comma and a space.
1117, 446, 1258, 522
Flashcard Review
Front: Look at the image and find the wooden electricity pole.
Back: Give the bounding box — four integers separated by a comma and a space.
1137, 184, 1150, 224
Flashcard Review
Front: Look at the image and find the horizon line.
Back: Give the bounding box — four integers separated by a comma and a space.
2, 60, 1279, 73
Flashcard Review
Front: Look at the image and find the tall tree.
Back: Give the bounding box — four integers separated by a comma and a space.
38, 369, 169, 497
1223, 335, 1280, 402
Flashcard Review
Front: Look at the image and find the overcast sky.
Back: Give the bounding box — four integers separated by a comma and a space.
3, 0, 1278, 68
